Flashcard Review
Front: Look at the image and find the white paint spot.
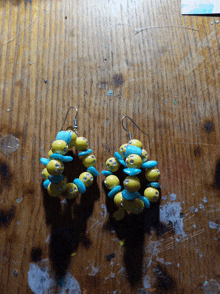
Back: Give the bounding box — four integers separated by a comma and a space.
7, 109, 10, 112
199, 204, 204, 210
195, 208, 198, 212
177, 263, 180, 267
170, 193, 176, 201
162, 196, 167, 200
101, 204, 107, 220
28, 261, 81, 294
196, 249, 203, 258
156, 257, 172, 266
28, 263, 53, 294
203, 279, 220, 293
143, 274, 151, 288
59, 272, 81, 294
209, 221, 219, 229
193, 224, 197, 228
45, 235, 51, 243
203, 197, 208, 203
87, 265, 100, 276
160, 202, 186, 236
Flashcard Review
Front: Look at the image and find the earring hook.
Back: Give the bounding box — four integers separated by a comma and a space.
60, 106, 78, 134
121, 115, 150, 143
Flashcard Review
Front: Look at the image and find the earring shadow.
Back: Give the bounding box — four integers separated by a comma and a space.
102, 165, 168, 288
42, 150, 100, 283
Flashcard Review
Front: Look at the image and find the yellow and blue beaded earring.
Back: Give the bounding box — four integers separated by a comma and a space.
40, 106, 99, 199
102, 116, 161, 220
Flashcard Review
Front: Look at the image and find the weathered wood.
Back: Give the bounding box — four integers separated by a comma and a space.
0, 0, 220, 293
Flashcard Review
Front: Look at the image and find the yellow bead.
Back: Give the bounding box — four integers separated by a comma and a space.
75, 137, 89, 151
113, 208, 125, 220
145, 168, 160, 182
66, 183, 78, 199
122, 199, 133, 211
118, 143, 128, 158
79, 172, 93, 187
106, 157, 120, 172
144, 187, 159, 202
104, 175, 120, 190
68, 131, 77, 148
140, 149, 148, 163
42, 168, 50, 180
47, 160, 64, 176
52, 140, 68, 155
47, 183, 61, 197
125, 154, 142, 168
51, 180, 66, 193
48, 150, 53, 159
82, 154, 97, 168
114, 192, 123, 207
128, 139, 143, 149
123, 176, 141, 192
129, 198, 144, 214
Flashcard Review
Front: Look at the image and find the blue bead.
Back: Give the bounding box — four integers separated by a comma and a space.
108, 185, 121, 198
78, 149, 92, 156
139, 196, 150, 208
142, 161, 157, 169
123, 168, 142, 176
102, 170, 113, 176
125, 145, 142, 157
43, 179, 50, 189
148, 182, 161, 189
56, 131, 72, 144
87, 166, 100, 177
114, 152, 126, 167
40, 158, 50, 166
50, 153, 73, 162
73, 178, 86, 193
48, 175, 64, 183
122, 189, 140, 200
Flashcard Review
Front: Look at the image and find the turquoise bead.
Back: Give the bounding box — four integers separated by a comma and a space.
114, 152, 126, 167
139, 196, 150, 208
78, 149, 92, 156
50, 154, 73, 162
122, 189, 141, 200
73, 178, 86, 193
125, 145, 142, 158
40, 158, 50, 166
43, 179, 50, 189
108, 185, 121, 198
142, 161, 157, 169
148, 182, 161, 189
123, 168, 142, 176
102, 170, 113, 176
56, 131, 72, 144
48, 175, 64, 183
87, 166, 100, 177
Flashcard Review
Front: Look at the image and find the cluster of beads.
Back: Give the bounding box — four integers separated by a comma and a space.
102, 139, 160, 220
40, 130, 99, 199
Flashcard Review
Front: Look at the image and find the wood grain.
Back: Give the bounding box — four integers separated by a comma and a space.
0, 0, 220, 293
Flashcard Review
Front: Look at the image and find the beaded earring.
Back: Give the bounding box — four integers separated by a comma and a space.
102, 116, 161, 220
40, 106, 100, 199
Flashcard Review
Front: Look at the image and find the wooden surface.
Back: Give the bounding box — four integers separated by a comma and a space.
0, 0, 220, 293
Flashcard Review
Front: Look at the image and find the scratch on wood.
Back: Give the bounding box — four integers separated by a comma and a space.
135, 25, 199, 35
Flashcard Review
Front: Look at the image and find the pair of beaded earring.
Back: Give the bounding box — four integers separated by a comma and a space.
40, 109, 161, 221
102, 116, 161, 220
40, 107, 99, 199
